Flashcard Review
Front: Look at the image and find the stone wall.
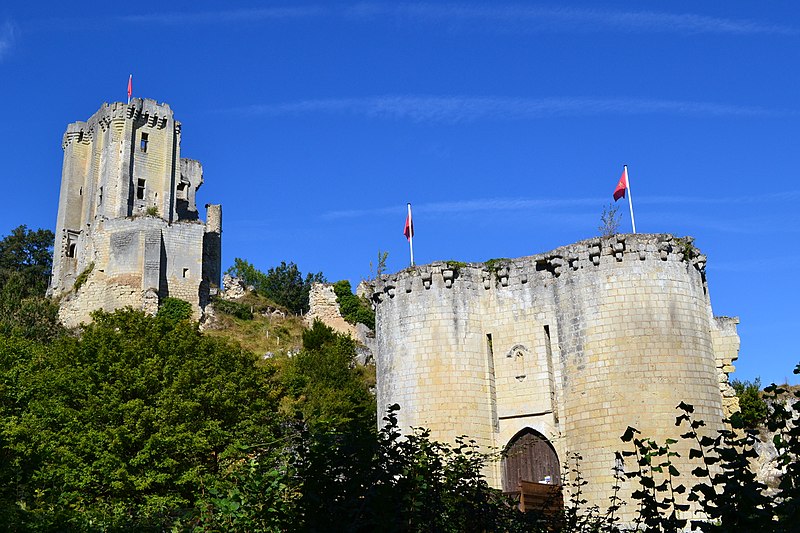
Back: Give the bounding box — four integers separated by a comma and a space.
372, 233, 736, 521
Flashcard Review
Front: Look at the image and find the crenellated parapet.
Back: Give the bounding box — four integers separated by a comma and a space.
372, 233, 707, 303
62, 98, 177, 149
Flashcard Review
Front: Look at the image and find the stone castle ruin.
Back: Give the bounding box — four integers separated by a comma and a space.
48, 99, 221, 326
46, 97, 743, 521
372, 233, 739, 519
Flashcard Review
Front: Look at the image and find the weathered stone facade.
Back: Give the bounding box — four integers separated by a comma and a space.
49, 99, 221, 326
372, 233, 737, 521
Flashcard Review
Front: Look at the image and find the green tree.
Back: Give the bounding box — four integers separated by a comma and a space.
598, 203, 621, 237
0, 308, 283, 530
200, 405, 529, 533
0, 225, 54, 297
280, 319, 375, 430
226, 259, 325, 315
0, 226, 62, 342
731, 378, 768, 429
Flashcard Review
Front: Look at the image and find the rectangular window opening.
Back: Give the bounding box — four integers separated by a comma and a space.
544, 325, 559, 424
65, 232, 79, 258
182, 268, 189, 278
486, 333, 499, 432
136, 179, 146, 200
140, 132, 149, 152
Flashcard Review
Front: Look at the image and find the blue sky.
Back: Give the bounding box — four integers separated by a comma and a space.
1, 1, 798, 385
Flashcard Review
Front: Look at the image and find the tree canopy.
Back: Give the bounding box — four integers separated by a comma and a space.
0, 309, 283, 530
226, 259, 325, 315
0, 226, 61, 342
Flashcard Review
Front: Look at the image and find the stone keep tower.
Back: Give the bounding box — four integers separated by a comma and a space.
49, 98, 221, 326
372, 234, 739, 521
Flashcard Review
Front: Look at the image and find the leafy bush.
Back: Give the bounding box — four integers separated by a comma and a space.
214, 298, 254, 320
332, 280, 375, 330
157, 297, 193, 323
281, 319, 375, 428
730, 378, 768, 429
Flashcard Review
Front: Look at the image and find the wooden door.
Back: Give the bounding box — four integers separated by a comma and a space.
502, 429, 561, 492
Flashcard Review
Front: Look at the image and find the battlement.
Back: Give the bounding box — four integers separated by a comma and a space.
374, 233, 706, 302
62, 98, 177, 149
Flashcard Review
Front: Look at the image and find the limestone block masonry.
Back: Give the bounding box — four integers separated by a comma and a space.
49, 99, 221, 326
372, 233, 738, 522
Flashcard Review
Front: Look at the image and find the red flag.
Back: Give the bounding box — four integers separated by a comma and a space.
404, 210, 414, 241
613, 167, 628, 201
127, 75, 132, 101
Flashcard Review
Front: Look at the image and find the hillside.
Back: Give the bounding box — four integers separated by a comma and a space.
202, 292, 306, 357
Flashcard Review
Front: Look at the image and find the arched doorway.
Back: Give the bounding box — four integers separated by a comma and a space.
501, 428, 561, 492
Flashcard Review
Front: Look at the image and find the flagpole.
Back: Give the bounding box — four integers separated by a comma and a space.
624, 165, 637, 234
407, 203, 415, 266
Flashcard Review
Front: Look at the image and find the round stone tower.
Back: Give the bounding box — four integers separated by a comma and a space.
372, 233, 737, 521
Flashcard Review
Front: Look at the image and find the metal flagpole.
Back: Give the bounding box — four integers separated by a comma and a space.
407, 203, 415, 266
624, 165, 637, 234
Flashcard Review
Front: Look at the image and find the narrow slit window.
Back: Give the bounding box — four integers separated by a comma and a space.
182, 268, 189, 278
140, 132, 149, 152
97, 186, 103, 206
136, 179, 146, 200
67, 243, 76, 258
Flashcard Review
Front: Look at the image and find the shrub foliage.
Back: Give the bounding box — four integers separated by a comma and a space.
333, 280, 375, 330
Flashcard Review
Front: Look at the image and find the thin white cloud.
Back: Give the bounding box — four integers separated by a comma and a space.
639, 190, 800, 206
232, 95, 787, 123
324, 197, 599, 219
0, 21, 16, 61
24, 4, 795, 37
348, 3, 797, 36
118, 6, 327, 25
322, 190, 800, 220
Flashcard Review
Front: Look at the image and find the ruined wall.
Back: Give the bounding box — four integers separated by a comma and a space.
306, 282, 377, 364
50, 99, 221, 326
712, 316, 741, 418
305, 283, 358, 338
373, 233, 737, 520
